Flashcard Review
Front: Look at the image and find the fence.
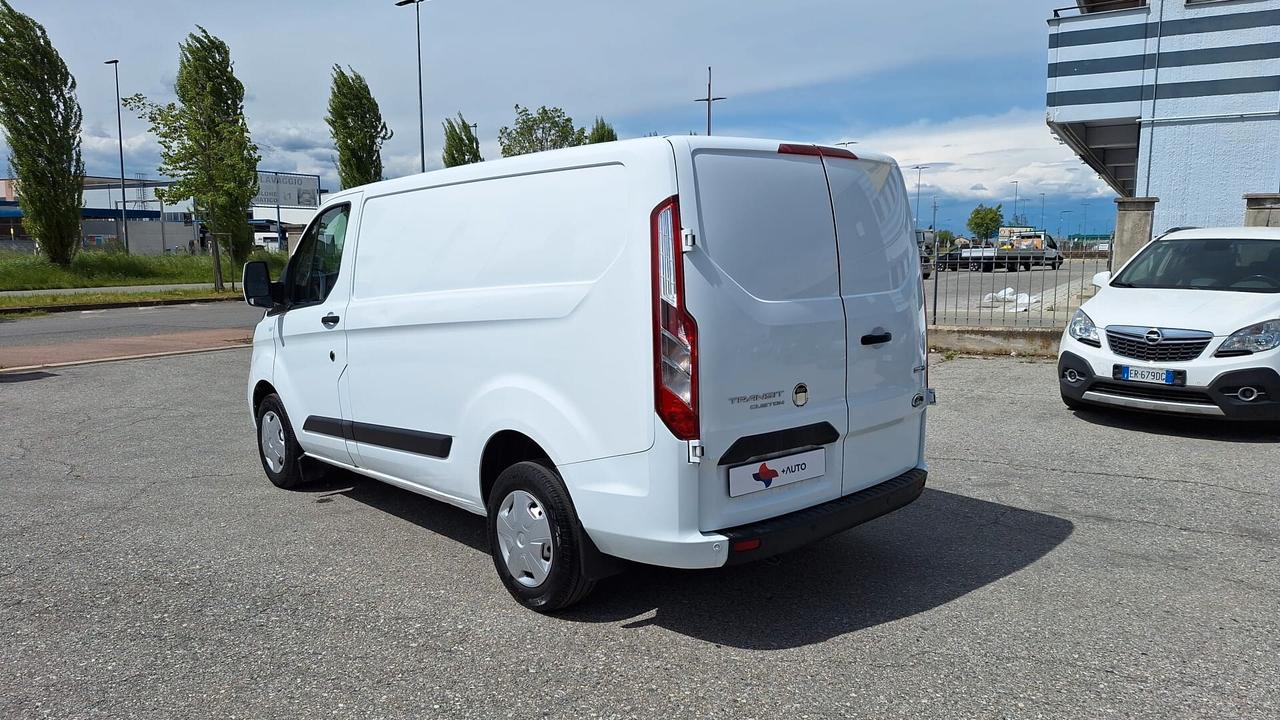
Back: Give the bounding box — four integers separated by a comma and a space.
926, 249, 1112, 329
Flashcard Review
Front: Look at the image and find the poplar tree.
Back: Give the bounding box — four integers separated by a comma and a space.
0, 0, 85, 266
441, 112, 482, 167
586, 117, 617, 144
124, 26, 260, 275
326, 65, 392, 187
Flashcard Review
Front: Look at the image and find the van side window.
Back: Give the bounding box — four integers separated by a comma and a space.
288, 204, 350, 305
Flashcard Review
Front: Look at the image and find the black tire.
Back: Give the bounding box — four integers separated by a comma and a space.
255, 393, 309, 489
487, 461, 596, 612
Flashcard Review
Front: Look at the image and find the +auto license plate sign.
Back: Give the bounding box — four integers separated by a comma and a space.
728, 448, 825, 498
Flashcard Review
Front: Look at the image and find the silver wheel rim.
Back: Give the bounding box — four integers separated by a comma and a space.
495, 489, 554, 588
260, 410, 287, 474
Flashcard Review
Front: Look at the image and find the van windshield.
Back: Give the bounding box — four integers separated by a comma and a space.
1112, 238, 1280, 293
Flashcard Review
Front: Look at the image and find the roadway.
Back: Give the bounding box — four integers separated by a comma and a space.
2, 351, 1275, 718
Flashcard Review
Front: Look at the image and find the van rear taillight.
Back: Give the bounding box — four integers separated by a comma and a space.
651, 196, 699, 440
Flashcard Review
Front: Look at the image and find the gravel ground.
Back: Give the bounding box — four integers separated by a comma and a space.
1, 350, 1276, 719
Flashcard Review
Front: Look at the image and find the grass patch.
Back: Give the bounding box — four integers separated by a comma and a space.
0, 309, 49, 320
0, 250, 286, 291
0, 288, 240, 310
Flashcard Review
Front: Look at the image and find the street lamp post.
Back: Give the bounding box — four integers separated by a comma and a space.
911, 165, 929, 226
1057, 210, 1073, 242
1010, 180, 1019, 226
693, 66, 726, 136
1040, 192, 1046, 232
105, 59, 129, 253
394, 0, 428, 173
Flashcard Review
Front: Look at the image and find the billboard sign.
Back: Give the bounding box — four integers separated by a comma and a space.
253, 171, 320, 208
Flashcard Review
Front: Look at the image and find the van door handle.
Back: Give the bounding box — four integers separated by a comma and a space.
321, 313, 340, 328
861, 331, 892, 345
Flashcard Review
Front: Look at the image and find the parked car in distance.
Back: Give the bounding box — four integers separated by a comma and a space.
1059, 227, 1280, 423
934, 241, 1061, 272
242, 137, 934, 611
917, 231, 934, 279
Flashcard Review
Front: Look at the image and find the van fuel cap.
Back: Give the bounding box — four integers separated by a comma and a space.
792, 384, 809, 407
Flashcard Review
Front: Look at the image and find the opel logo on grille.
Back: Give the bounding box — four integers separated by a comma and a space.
1145, 328, 1163, 345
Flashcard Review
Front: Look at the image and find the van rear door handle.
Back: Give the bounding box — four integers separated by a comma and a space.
321, 313, 340, 328
861, 331, 892, 345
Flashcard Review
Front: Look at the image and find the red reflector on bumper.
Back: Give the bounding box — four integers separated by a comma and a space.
732, 538, 761, 552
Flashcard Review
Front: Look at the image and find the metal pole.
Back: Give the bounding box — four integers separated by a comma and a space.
106, 59, 129, 253
395, 0, 427, 172
1011, 181, 1019, 225
1040, 193, 1046, 231
912, 166, 928, 226
159, 196, 166, 252
931, 197, 939, 326
415, 0, 424, 172
275, 171, 283, 252
693, 66, 726, 136
706, 67, 712, 136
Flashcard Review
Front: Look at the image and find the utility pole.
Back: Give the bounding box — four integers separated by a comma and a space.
395, 0, 428, 173
693, 66, 726, 136
105, 59, 129, 253
911, 165, 929, 226
1039, 192, 1046, 232
1011, 180, 1019, 226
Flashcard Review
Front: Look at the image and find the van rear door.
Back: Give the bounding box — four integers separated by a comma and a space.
672, 139, 848, 532
823, 155, 927, 494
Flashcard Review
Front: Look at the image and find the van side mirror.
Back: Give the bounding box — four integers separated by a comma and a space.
1091, 270, 1112, 288
243, 261, 278, 308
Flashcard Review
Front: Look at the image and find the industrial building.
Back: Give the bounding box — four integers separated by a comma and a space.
1046, 0, 1280, 237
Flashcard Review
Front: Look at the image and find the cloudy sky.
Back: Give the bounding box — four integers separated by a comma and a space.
17, 0, 1115, 235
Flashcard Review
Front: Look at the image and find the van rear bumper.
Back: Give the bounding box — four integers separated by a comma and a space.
716, 467, 927, 566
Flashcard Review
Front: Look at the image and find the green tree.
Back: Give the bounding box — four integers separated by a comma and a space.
498, 104, 586, 157
586, 116, 617, 144
0, 0, 85, 266
935, 229, 956, 249
441, 112, 482, 167
326, 65, 391, 187
124, 27, 260, 279
967, 203, 1004, 242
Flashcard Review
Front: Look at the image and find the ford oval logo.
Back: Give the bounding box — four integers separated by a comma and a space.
1145, 328, 1162, 345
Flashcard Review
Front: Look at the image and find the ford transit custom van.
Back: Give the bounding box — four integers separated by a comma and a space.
242, 136, 933, 611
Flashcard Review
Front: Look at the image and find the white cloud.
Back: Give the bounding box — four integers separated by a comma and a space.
848, 109, 1115, 202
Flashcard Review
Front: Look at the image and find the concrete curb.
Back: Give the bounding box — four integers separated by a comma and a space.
929, 325, 1061, 358
0, 294, 239, 314
0, 343, 250, 374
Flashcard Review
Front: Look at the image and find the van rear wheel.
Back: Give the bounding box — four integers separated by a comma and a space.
487, 461, 595, 612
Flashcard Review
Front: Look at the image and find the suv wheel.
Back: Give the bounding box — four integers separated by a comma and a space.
255, 394, 308, 489
487, 461, 595, 612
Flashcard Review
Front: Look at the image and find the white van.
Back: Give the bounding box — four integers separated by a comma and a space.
242, 137, 933, 611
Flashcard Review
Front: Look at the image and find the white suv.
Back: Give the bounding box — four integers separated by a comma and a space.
1059, 227, 1280, 422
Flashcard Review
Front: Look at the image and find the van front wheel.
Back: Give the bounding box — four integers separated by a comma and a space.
487, 461, 595, 612
255, 394, 307, 489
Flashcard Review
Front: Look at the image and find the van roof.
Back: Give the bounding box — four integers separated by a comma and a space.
330, 136, 901, 200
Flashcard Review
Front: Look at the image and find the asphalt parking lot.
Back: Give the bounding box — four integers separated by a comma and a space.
2, 351, 1277, 719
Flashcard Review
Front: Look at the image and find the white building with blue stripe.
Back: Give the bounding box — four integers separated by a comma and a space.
1047, 0, 1280, 232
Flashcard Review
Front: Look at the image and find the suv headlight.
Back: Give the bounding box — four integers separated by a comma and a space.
1216, 319, 1280, 356
1068, 310, 1100, 347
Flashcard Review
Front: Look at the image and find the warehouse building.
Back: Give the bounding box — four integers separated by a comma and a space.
1046, 0, 1280, 249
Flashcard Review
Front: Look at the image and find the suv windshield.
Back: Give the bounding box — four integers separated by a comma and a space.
1112, 238, 1280, 293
